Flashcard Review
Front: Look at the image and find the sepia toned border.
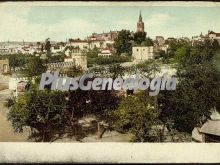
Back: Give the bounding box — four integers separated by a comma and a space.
0, 1, 220, 7
1, 1, 220, 163
0, 143, 220, 163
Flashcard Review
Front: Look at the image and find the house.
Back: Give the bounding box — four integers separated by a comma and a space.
154, 36, 169, 53
9, 75, 30, 97
98, 48, 112, 57
208, 31, 220, 44
156, 36, 165, 46
0, 59, 10, 74
69, 38, 89, 50
90, 38, 106, 49
132, 46, 154, 61
51, 44, 65, 53
192, 109, 220, 142
16, 81, 27, 96
88, 31, 119, 41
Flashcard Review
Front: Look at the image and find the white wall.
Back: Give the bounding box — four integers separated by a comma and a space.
9, 77, 28, 90
132, 46, 154, 61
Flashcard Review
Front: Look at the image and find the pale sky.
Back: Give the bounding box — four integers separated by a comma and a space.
0, 2, 220, 42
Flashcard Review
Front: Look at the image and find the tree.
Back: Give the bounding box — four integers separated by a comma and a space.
212, 39, 220, 51
47, 53, 65, 63
22, 56, 47, 78
8, 90, 69, 142
45, 38, 51, 61
135, 59, 161, 77
66, 89, 120, 139
113, 91, 159, 142
37, 42, 41, 52
63, 65, 83, 77
141, 37, 154, 46
8, 54, 26, 71
174, 39, 218, 68
157, 37, 220, 133
86, 47, 100, 58
133, 31, 146, 45
158, 62, 220, 132
113, 30, 133, 55
108, 63, 125, 79
167, 39, 190, 60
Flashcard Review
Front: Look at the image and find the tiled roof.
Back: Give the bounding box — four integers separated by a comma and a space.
200, 120, 220, 136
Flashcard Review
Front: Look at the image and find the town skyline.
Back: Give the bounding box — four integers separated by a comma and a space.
1, 2, 220, 42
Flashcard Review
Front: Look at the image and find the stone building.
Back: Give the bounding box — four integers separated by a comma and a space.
88, 31, 119, 41
64, 48, 87, 70
132, 46, 154, 61
0, 59, 10, 74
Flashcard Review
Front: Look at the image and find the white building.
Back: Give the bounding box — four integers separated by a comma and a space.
51, 45, 65, 53
208, 31, 220, 44
98, 48, 112, 57
156, 36, 165, 46
132, 46, 154, 61
69, 39, 89, 50
64, 48, 87, 70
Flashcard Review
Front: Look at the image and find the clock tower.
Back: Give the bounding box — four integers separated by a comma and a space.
137, 11, 145, 32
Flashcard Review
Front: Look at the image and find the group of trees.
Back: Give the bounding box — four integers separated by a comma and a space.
8, 87, 120, 142
113, 91, 159, 142
158, 39, 220, 133
8, 90, 69, 142
113, 30, 154, 55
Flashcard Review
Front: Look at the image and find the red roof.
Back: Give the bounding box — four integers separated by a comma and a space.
216, 33, 220, 37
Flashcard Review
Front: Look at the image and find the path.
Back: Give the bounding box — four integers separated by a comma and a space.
0, 89, 29, 142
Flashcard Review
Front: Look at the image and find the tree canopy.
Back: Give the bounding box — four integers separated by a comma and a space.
113, 30, 133, 55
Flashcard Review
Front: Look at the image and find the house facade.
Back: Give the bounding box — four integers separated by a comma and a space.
132, 46, 154, 61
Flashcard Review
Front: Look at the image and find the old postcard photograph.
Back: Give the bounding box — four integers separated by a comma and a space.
0, 1, 220, 163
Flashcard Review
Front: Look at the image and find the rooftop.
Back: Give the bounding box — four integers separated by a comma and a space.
200, 110, 220, 136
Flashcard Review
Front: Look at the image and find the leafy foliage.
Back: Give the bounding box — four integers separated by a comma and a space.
133, 31, 146, 45
22, 56, 47, 78
159, 38, 220, 132
113, 30, 133, 55
113, 91, 159, 142
141, 37, 154, 46
63, 65, 83, 77
8, 90, 68, 141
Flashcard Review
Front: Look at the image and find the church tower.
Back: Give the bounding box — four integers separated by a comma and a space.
137, 11, 144, 32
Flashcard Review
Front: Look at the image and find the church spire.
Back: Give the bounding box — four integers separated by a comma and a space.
137, 11, 144, 32
139, 11, 142, 22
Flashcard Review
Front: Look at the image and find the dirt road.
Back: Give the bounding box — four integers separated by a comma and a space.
0, 89, 29, 142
